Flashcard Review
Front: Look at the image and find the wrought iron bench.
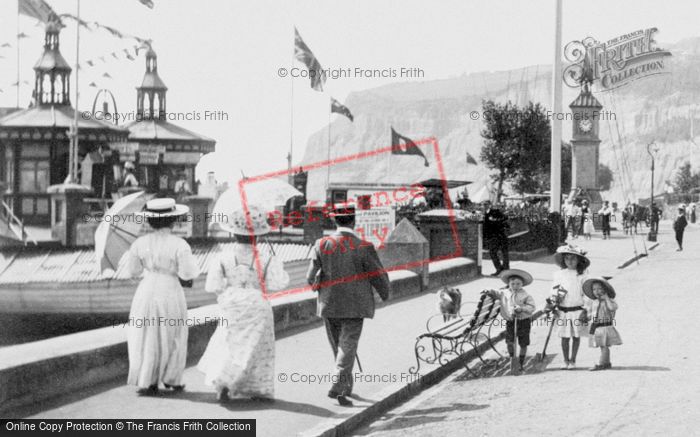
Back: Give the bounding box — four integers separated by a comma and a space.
409, 290, 503, 376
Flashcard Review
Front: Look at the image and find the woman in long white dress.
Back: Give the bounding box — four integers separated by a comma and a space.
197, 204, 289, 402
125, 198, 199, 395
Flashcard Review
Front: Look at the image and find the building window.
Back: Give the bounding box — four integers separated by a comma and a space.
20, 160, 50, 193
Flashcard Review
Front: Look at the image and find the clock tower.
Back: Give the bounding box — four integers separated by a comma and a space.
569, 81, 603, 205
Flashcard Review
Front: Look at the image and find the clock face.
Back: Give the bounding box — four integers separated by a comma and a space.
579, 119, 593, 133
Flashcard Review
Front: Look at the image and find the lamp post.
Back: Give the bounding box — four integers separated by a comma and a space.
647, 141, 659, 241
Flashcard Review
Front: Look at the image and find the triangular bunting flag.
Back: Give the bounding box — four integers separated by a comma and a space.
89, 82, 97, 87
331, 97, 354, 122
1, 43, 11, 48
466, 152, 477, 165
17, 32, 29, 39
102, 72, 112, 78
138, 0, 155, 8
294, 27, 326, 92
391, 127, 428, 167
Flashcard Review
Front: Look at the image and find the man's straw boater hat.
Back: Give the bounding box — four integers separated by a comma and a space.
499, 269, 533, 286
553, 244, 590, 270
582, 277, 616, 300
139, 198, 189, 218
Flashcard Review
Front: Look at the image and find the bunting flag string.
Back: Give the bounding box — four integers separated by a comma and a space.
59, 14, 152, 48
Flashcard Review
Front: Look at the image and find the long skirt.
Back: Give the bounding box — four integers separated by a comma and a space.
127, 273, 188, 388
197, 287, 275, 398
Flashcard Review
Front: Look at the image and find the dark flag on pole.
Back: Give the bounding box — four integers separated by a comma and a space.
294, 27, 326, 92
331, 97, 353, 121
391, 127, 428, 167
466, 152, 478, 165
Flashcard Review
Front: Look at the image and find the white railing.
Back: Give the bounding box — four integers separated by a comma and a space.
1, 200, 38, 246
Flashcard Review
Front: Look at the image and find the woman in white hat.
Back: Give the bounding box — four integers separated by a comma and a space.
197, 204, 289, 402
551, 244, 590, 370
124, 198, 198, 395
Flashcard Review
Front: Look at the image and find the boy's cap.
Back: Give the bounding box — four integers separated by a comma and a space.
499, 269, 533, 286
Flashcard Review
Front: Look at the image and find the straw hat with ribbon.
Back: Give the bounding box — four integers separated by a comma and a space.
139, 198, 189, 217
222, 204, 271, 236
553, 244, 590, 270
499, 268, 533, 286
582, 277, 616, 300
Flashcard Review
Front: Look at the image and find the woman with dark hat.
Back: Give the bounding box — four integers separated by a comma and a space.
197, 204, 289, 402
551, 244, 590, 370
125, 198, 198, 395
583, 277, 622, 370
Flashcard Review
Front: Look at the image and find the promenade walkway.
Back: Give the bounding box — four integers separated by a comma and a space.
355, 221, 697, 436
7, 223, 661, 436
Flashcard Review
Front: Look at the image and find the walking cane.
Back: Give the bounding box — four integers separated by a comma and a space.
355, 354, 363, 373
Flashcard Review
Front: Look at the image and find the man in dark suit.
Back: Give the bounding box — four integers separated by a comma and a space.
482, 200, 510, 276
306, 204, 391, 406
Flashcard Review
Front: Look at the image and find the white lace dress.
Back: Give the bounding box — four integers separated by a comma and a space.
124, 228, 199, 388
197, 244, 289, 398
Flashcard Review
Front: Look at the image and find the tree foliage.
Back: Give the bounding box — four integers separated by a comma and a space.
598, 163, 614, 191
480, 100, 551, 198
673, 162, 700, 193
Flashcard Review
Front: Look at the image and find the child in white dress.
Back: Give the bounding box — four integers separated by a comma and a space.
551, 245, 590, 370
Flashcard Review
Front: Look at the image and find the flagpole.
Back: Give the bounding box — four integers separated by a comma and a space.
550, 0, 563, 214
16, 0, 20, 108
327, 98, 331, 194
70, 0, 81, 183
288, 28, 294, 185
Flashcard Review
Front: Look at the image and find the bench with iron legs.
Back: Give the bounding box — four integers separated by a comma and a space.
409, 291, 502, 376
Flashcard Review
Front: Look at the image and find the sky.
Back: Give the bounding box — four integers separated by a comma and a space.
1, 0, 699, 183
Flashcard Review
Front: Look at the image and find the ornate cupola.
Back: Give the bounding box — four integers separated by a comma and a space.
33, 19, 72, 105
136, 47, 168, 120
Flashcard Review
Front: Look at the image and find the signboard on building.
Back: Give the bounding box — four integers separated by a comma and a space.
113, 142, 138, 162
355, 207, 395, 247
163, 152, 202, 164
139, 144, 167, 154
138, 151, 160, 165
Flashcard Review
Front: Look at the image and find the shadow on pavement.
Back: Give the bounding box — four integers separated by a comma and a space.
353, 403, 489, 434
453, 354, 555, 380
605, 365, 670, 372
402, 403, 489, 416
161, 391, 337, 417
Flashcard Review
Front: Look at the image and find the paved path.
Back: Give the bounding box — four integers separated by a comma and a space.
9, 223, 660, 436
353, 222, 699, 436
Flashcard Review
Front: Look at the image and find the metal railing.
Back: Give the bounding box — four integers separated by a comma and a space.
0, 200, 38, 246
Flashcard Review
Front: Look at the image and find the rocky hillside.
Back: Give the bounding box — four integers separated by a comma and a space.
300, 38, 700, 203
